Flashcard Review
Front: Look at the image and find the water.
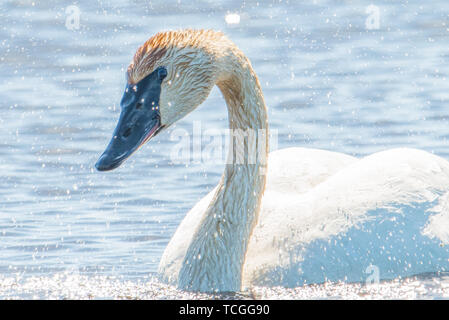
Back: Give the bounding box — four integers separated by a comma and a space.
0, 0, 449, 299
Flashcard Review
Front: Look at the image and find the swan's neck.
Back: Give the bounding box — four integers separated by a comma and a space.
178, 53, 268, 292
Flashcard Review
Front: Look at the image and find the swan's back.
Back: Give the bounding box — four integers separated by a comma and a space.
265, 147, 357, 194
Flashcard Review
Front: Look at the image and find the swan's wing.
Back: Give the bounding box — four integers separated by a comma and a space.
265, 147, 357, 194
159, 147, 356, 284
244, 148, 449, 288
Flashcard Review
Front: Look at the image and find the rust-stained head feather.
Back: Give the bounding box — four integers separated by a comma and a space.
127, 29, 228, 84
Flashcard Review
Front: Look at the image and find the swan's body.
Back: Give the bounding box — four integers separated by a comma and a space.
160, 147, 449, 289
97, 29, 449, 292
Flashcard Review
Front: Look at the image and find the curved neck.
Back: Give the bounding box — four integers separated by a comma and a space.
178, 51, 268, 292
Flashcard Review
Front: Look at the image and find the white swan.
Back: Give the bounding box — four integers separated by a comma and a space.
96, 29, 449, 292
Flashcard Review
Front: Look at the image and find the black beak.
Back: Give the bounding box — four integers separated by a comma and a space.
95, 67, 167, 171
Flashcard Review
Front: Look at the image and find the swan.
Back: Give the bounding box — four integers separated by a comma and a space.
96, 29, 449, 292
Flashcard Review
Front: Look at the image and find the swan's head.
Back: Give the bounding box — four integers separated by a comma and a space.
96, 30, 226, 171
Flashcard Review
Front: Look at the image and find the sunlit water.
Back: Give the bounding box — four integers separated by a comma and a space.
0, 0, 449, 299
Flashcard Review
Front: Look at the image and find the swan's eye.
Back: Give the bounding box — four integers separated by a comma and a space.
123, 127, 132, 138
158, 66, 168, 81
